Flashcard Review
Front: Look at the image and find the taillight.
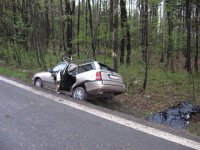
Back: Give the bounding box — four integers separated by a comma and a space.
96, 72, 102, 81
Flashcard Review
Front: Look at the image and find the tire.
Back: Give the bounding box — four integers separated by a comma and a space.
34, 78, 43, 88
72, 87, 87, 100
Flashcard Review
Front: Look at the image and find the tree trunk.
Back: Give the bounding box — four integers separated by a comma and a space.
85, 0, 88, 49
65, 0, 75, 56
21, 0, 30, 51
120, 0, 125, 64
50, 0, 55, 51
109, 0, 113, 32
12, 0, 21, 65
176, 5, 183, 67
44, 0, 50, 48
77, 0, 80, 58
167, 10, 174, 72
120, 0, 131, 66
140, 0, 145, 61
143, 0, 148, 90
166, 0, 174, 73
112, 0, 119, 72
159, 6, 164, 63
194, 5, 199, 73
185, 0, 192, 72
60, 0, 66, 53
126, 21, 131, 66
87, 0, 96, 60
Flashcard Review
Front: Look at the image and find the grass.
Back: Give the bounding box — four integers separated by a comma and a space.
0, 62, 32, 83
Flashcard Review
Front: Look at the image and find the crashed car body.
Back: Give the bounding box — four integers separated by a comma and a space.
32, 60, 126, 100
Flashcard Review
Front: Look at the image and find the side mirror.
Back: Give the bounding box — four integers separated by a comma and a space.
48, 68, 53, 73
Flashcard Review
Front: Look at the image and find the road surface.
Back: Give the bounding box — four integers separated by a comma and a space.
0, 79, 197, 150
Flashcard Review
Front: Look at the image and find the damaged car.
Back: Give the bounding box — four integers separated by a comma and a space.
32, 58, 126, 100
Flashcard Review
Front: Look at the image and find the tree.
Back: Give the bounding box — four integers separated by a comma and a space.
120, 0, 126, 64
50, 0, 56, 51
142, 0, 149, 91
194, 5, 199, 73
120, 0, 131, 66
77, 0, 81, 58
140, 0, 145, 60
185, 0, 192, 72
166, 0, 174, 73
87, 0, 96, 60
60, 0, 67, 54
44, 0, 50, 48
112, 0, 119, 72
65, 0, 75, 56
109, 0, 113, 32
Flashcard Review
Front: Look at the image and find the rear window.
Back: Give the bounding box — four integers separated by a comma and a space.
99, 63, 115, 72
78, 64, 94, 74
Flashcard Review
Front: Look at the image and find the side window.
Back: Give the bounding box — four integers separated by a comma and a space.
53, 63, 67, 72
78, 64, 93, 74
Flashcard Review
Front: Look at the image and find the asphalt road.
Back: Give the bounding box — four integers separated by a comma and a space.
0, 80, 194, 150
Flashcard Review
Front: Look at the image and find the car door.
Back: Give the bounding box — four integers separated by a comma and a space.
76, 63, 96, 84
43, 63, 67, 90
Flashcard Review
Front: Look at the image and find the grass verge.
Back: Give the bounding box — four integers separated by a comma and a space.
0, 62, 33, 83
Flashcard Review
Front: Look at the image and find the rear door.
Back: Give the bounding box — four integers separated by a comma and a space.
76, 63, 96, 84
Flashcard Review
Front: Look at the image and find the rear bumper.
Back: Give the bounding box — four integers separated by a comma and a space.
85, 81, 126, 95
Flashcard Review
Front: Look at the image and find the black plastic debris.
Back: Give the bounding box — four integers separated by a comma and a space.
146, 102, 200, 128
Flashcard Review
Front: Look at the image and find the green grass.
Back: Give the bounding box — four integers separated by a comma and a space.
0, 63, 32, 83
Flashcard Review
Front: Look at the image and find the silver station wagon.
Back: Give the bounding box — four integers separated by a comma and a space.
32, 59, 126, 100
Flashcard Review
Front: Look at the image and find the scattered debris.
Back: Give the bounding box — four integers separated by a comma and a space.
146, 101, 200, 128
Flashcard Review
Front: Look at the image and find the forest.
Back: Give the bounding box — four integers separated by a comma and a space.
0, 0, 200, 131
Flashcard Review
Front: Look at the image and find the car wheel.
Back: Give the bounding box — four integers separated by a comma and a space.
35, 78, 43, 88
73, 87, 87, 100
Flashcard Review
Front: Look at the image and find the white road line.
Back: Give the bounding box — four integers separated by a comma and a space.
0, 76, 200, 150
